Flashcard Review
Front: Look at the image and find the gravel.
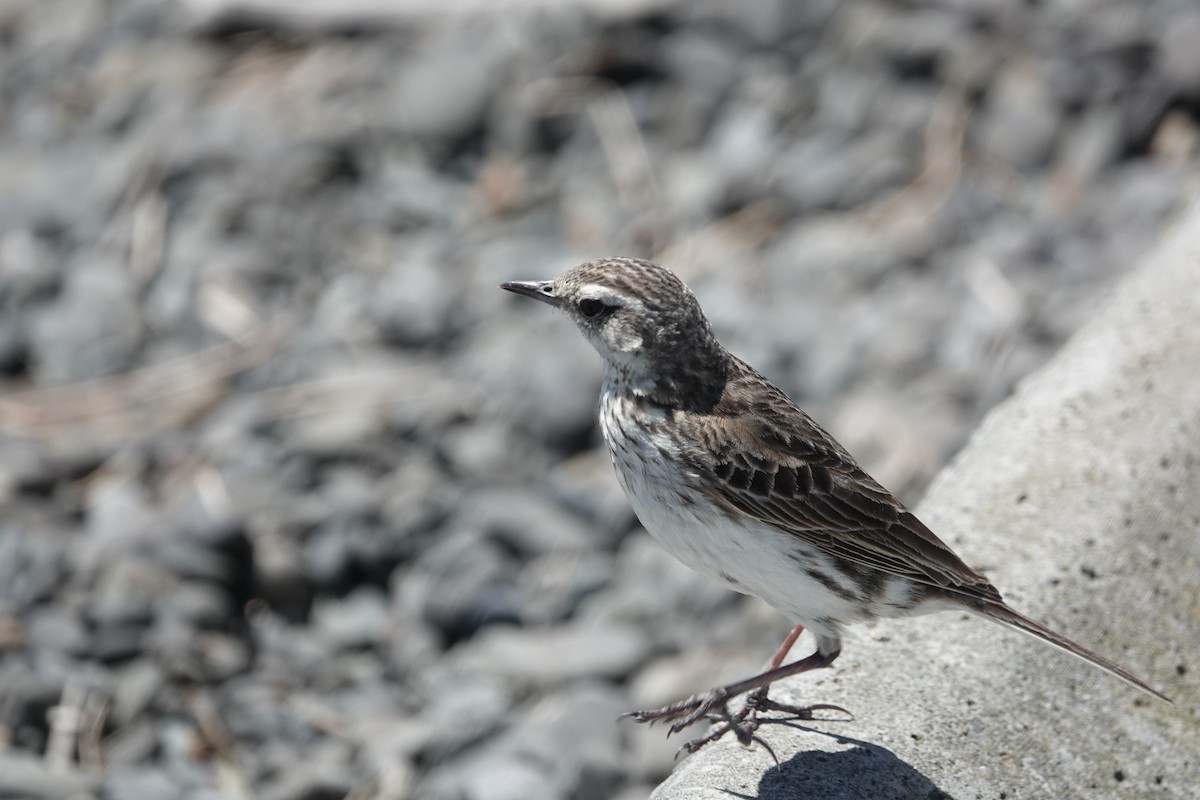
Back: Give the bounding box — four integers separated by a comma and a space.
0, 0, 1197, 797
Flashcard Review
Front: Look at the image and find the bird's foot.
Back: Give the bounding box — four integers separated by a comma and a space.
626, 691, 765, 759
623, 685, 735, 735
745, 687, 853, 721
678, 706, 771, 758
626, 685, 852, 758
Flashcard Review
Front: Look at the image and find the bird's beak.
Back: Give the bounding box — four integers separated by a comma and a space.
500, 279, 561, 308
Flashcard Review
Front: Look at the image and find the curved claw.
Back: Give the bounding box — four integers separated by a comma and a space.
751, 734, 781, 767
747, 695, 854, 721
808, 702, 854, 721
674, 707, 776, 759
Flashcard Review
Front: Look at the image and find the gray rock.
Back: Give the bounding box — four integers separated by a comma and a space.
378, 453, 462, 544
87, 568, 160, 627
977, 60, 1063, 170
435, 754, 551, 800
662, 30, 741, 97
440, 421, 545, 483
0, 751, 96, 800
0, 435, 57, 501
111, 660, 166, 727
151, 538, 234, 585
369, 243, 460, 347
28, 260, 143, 383
24, 606, 89, 656
91, 626, 149, 664
418, 669, 514, 765
256, 740, 356, 800
941, 31, 1000, 91
454, 621, 653, 686
102, 718, 159, 769
426, 685, 627, 800
1158, 8, 1200, 92
456, 486, 595, 556
1059, 107, 1124, 183
312, 587, 391, 650
628, 647, 763, 713
774, 128, 917, 211
163, 581, 234, 629
253, 528, 312, 620
707, 100, 777, 181
385, 22, 509, 140
546, 449, 638, 541
517, 550, 615, 625
687, 0, 804, 47
103, 766, 183, 800
77, 477, 156, 578
410, 527, 520, 642
317, 465, 381, 520
301, 519, 355, 590
877, 8, 964, 74
0, 229, 60, 305
466, 312, 602, 448
577, 533, 736, 632
0, 142, 142, 241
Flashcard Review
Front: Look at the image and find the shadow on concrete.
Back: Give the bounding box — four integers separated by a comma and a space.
723, 725, 955, 800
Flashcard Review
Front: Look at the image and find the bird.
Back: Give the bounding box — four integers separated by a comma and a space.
500, 256, 1170, 754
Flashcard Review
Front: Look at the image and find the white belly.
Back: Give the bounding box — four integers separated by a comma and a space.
598, 389, 874, 636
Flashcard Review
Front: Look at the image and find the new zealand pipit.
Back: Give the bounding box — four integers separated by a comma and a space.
501, 257, 1169, 754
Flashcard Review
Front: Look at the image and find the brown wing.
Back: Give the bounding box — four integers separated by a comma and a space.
677, 359, 1000, 603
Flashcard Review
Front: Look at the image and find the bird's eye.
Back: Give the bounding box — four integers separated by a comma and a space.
579, 298, 607, 318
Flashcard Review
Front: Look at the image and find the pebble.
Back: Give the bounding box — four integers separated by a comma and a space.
426, 685, 627, 800
385, 23, 510, 140
456, 486, 595, 556
978, 59, 1063, 170
28, 261, 143, 383
0, 751, 96, 799
256, 744, 356, 800
370, 245, 460, 347
24, 606, 90, 656
311, 587, 391, 650
454, 622, 653, 686
111, 660, 166, 727
103, 766, 182, 800
1158, 9, 1200, 92
439, 420, 544, 483
465, 314, 603, 448
411, 527, 520, 644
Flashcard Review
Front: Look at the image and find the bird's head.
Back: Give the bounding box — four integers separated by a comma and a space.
501, 257, 728, 403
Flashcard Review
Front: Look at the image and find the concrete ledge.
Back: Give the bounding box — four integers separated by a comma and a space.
651, 206, 1200, 799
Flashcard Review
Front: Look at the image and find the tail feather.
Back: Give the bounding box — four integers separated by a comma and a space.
977, 602, 1171, 704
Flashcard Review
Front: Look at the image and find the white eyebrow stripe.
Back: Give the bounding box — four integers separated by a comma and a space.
577, 284, 643, 310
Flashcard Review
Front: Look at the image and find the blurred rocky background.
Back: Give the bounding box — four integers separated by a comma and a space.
0, 0, 1197, 798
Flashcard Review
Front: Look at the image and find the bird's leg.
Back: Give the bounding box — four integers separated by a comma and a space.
626, 633, 846, 754
743, 625, 850, 720
665, 624, 809, 758
769, 624, 808, 670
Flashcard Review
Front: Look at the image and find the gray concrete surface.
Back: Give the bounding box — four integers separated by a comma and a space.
651, 207, 1200, 799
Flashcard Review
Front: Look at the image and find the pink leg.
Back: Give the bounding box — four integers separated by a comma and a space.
766, 624, 805, 669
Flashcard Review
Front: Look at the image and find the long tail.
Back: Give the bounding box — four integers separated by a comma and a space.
977, 602, 1172, 704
